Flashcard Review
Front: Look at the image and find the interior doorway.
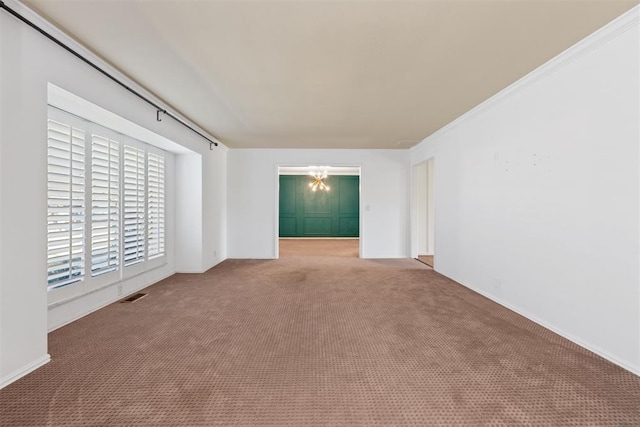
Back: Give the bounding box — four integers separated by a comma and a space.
413, 158, 434, 267
276, 166, 361, 258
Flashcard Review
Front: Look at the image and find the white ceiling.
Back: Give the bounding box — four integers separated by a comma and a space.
23, 0, 638, 149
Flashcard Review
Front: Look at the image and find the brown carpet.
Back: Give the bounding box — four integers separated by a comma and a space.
1, 254, 639, 425
279, 238, 359, 258
417, 254, 434, 267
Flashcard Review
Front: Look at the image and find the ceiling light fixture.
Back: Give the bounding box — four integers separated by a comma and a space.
308, 169, 330, 192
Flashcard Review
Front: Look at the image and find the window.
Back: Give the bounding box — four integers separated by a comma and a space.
47, 107, 166, 297
47, 116, 86, 290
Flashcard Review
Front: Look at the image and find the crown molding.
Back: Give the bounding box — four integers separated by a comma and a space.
412, 5, 640, 151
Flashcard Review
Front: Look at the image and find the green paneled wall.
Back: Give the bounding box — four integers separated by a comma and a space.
279, 175, 360, 237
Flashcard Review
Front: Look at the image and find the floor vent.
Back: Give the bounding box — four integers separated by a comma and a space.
120, 293, 148, 303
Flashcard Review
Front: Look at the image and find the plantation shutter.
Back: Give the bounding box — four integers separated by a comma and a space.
91, 133, 120, 276
47, 107, 170, 297
47, 118, 86, 289
147, 152, 165, 258
123, 145, 146, 266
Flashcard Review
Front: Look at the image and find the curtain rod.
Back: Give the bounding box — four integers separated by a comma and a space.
0, 0, 219, 149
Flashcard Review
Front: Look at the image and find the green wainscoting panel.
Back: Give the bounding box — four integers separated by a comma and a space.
303, 188, 332, 214
279, 217, 297, 236
303, 217, 332, 235
339, 178, 359, 214
279, 175, 359, 237
279, 177, 297, 214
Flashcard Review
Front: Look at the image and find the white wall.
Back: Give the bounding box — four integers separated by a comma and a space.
203, 150, 228, 268
426, 158, 434, 255
228, 149, 410, 259
0, 6, 49, 385
0, 19, 4, 387
0, 0, 227, 387
411, 9, 640, 374
414, 161, 428, 255
174, 148, 228, 273
175, 155, 202, 272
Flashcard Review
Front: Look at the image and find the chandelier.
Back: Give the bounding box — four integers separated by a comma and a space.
308, 169, 330, 192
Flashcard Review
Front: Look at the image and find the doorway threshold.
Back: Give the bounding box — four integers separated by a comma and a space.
416, 255, 434, 267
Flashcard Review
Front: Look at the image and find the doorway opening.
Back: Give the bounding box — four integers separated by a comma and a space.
413, 158, 435, 267
276, 166, 361, 258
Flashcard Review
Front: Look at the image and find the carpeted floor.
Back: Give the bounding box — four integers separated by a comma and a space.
1, 251, 639, 425
279, 238, 359, 258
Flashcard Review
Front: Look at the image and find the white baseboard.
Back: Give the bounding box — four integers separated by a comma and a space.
452, 277, 640, 377
0, 354, 51, 389
178, 257, 227, 274
49, 271, 175, 332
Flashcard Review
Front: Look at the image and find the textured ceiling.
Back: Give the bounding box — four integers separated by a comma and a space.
23, 0, 639, 149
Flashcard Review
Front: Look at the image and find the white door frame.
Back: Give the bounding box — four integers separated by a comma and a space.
274, 164, 363, 259
410, 157, 435, 259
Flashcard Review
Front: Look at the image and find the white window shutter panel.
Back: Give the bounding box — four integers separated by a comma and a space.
91, 134, 120, 276
123, 145, 146, 266
47, 118, 86, 289
147, 152, 165, 258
